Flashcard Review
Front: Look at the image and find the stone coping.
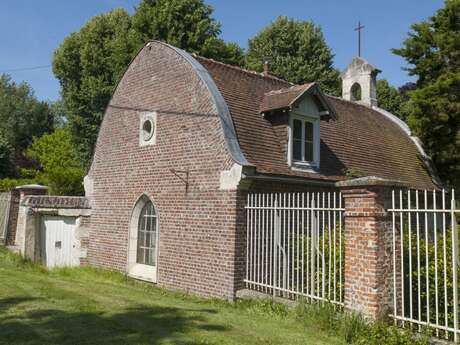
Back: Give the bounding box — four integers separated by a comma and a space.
15, 184, 48, 190
22, 195, 91, 209
335, 176, 407, 188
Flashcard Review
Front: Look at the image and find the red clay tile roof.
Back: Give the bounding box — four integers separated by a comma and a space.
196, 56, 438, 190
259, 84, 314, 113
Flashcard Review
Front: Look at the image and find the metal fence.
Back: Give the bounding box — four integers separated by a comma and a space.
245, 191, 344, 306
0, 192, 12, 245
389, 189, 459, 342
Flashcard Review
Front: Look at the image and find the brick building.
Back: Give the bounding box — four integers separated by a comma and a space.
81, 40, 440, 300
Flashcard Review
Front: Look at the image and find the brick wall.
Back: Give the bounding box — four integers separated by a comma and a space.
338, 180, 401, 319
5, 189, 19, 246
86, 42, 240, 299
6, 187, 48, 247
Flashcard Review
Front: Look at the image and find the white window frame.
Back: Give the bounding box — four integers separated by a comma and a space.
288, 113, 320, 170
127, 194, 159, 283
139, 111, 157, 147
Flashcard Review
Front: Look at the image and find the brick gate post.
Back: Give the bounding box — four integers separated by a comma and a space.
336, 177, 405, 319
13, 184, 48, 254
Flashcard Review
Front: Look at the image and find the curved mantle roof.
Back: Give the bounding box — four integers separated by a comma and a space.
160, 42, 251, 168
193, 54, 440, 190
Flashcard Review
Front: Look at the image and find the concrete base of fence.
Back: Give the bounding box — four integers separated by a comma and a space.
337, 176, 406, 320
236, 289, 299, 308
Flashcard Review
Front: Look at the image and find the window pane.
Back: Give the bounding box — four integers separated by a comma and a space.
305, 141, 314, 162
148, 249, 155, 266
136, 201, 157, 266
293, 119, 302, 139
137, 248, 145, 263
304, 121, 314, 141
293, 139, 302, 161
138, 230, 145, 247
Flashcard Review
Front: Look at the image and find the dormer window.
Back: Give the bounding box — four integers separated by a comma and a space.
259, 83, 337, 173
290, 115, 320, 169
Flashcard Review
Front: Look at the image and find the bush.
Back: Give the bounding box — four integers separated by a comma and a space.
401, 224, 460, 338
294, 301, 429, 345
25, 128, 85, 195
0, 178, 36, 192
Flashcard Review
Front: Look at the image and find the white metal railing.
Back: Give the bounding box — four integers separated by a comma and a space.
0, 192, 11, 244
389, 189, 459, 342
245, 191, 344, 306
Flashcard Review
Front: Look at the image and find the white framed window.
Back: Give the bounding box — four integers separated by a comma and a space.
289, 115, 320, 169
136, 201, 157, 266
127, 195, 159, 283
139, 112, 157, 146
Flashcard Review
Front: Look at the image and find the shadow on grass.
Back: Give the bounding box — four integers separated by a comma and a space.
0, 297, 229, 345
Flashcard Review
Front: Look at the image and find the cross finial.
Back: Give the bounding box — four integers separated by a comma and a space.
354, 21, 365, 57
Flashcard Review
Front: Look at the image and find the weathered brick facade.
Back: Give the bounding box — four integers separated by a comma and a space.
6, 186, 48, 248
338, 178, 403, 318
5, 189, 19, 246
85, 42, 242, 298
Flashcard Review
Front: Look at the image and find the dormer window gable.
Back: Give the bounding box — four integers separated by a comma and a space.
259, 83, 337, 172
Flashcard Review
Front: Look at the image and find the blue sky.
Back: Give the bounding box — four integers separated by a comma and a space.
0, 0, 444, 102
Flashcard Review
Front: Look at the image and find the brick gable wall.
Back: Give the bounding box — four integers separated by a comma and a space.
86, 42, 240, 298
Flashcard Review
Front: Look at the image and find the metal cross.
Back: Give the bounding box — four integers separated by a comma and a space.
354, 21, 365, 57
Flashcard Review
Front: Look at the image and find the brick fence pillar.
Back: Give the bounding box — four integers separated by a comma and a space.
12, 184, 48, 252
337, 177, 405, 319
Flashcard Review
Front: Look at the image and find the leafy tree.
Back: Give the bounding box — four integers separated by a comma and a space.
53, 9, 137, 166
376, 79, 407, 120
398, 82, 416, 101
53, 0, 244, 166
131, 0, 244, 65
393, 0, 460, 188
246, 16, 340, 95
0, 74, 54, 176
0, 130, 12, 178
25, 128, 85, 195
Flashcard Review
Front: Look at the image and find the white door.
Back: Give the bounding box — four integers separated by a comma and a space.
41, 216, 77, 268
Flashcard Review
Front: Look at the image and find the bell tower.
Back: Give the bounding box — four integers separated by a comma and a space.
341, 56, 381, 107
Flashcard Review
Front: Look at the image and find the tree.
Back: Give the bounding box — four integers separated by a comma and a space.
376, 79, 407, 120
53, 0, 244, 166
246, 16, 340, 95
0, 74, 54, 176
131, 0, 244, 65
25, 128, 85, 195
393, 0, 460, 187
0, 130, 12, 178
53, 9, 137, 165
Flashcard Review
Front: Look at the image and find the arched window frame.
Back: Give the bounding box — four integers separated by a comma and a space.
350, 82, 362, 101
127, 194, 159, 282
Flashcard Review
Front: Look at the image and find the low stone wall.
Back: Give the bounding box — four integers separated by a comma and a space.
17, 195, 91, 265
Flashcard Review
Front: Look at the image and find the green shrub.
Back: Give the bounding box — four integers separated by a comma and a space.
294, 301, 429, 345
25, 127, 85, 195
0, 177, 36, 191
401, 225, 460, 339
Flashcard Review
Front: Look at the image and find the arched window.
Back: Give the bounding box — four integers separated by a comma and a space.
351, 82, 362, 101
128, 195, 159, 282
136, 201, 157, 266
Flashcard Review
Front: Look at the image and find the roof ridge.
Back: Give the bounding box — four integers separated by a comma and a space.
193, 54, 293, 85
327, 94, 376, 110
265, 83, 314, 95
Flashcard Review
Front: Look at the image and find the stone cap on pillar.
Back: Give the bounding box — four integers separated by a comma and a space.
15, 184, 48, 197
335, 176, 407, 189
15, 184, 48, 191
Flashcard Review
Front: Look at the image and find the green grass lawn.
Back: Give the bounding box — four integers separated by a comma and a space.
0, 248, 346, 345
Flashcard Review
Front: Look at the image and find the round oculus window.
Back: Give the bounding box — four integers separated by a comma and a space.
142, 119, 154, 141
